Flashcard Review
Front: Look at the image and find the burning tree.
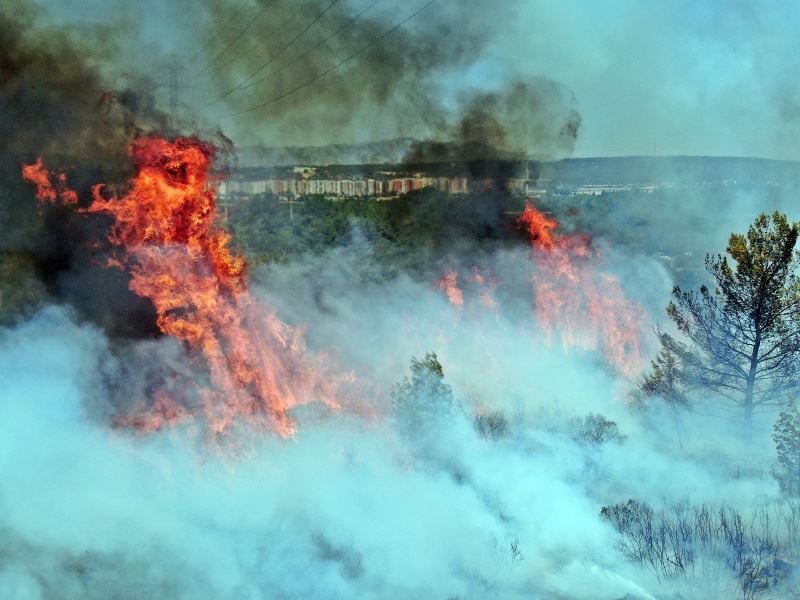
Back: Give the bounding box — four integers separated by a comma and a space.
643, 212, 800, 436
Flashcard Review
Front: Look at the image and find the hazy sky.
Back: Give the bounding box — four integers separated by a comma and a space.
501, 0, 800, 159
36, 0, 800, 159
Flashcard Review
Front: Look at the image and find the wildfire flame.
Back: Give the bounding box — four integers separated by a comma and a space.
21, 157, 78, 206
468, 266, 498, 311
25, 137, 342, 438
517, 201, 644, 376
436, 267, 498, 312
436, 270, 464, 308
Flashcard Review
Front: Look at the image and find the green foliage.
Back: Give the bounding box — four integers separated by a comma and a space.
642, 212, 800, 433
637, 340, 688, 406
227, 190, 525, 280
391, 352, 455, 438
774, 403, 800, 497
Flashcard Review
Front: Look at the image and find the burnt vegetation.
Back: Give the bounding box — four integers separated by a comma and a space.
601, 499, 800, 599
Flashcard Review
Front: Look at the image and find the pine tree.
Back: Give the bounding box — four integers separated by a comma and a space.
643, 212, 800, 437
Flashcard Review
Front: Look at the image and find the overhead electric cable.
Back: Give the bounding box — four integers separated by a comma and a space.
216, 0, 380, 100
196, 1, 272, 76
223, 0, 437, 118
214, 0, 316, 73
209, 0, 342, 105
189, 0, 252, 63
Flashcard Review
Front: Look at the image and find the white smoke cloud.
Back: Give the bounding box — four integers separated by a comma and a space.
0, 240, 791, 599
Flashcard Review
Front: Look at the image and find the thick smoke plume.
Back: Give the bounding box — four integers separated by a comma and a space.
0, 3, 167, 335
194, 0, 581, 163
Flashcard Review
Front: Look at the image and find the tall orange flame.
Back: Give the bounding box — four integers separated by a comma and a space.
517, 201, 644, 376
92, 137, 344, 437
25, 137, 341, 438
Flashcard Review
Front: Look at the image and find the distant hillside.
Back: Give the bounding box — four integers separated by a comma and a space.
541, 156, 800, 186
234, 139, 800, 186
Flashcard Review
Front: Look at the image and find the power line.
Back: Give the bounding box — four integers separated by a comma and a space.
209, 0, 342, 105
216, 0, 380, 100
223, 0, 437, 118
214, 0, 317, 75
196, 1, 272, 76
189, 0, 252, 63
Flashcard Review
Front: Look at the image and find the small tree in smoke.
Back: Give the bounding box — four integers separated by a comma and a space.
773, 402, 800, 497
509, 537, 525, 567
569, 413, 625, 446
391, 352, 455, 438
474, 410, 509, 441
641, 212, 800, 437
637, 343, 688, 406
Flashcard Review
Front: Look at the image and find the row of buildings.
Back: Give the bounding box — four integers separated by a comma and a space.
572, 183, 658, 195
218, 175, 546, 200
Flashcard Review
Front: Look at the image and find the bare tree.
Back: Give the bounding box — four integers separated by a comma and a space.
509, 538, 525, 567
474, 410, 509, 441
569, 413, 625, 446
601, 499, 797, 599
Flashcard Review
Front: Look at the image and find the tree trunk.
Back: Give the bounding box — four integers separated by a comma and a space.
744, 380, 754, 440
744, 330, 761, 441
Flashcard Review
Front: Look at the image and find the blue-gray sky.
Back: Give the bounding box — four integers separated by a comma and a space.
36, 0, 800, 159
499, 0, 800, 159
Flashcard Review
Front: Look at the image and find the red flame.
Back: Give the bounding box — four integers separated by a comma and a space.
517, 201, 644, 376
436, 267, 498, 312
467, 266, 498, 311
436, 270, 464, 308
21, 158, 78, 206
25, 137, 342, 438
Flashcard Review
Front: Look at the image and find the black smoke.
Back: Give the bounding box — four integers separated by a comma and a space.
0, 3, 167, 335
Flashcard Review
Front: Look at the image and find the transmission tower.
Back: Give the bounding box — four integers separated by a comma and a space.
169, 60, 180, 131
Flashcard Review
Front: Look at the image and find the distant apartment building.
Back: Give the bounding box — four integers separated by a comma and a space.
218, 174, 498, 200
574, 183, 657, 195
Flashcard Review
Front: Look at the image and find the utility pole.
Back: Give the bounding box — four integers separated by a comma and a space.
169, 61, 179, 131
278, 197, 304, 221
141, 57, 198, 135
164, 54, 187, 133
525, 145, 530, 182
218, 197, 233, 222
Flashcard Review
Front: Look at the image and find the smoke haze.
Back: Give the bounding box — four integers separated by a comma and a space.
2, 1, 800, 599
